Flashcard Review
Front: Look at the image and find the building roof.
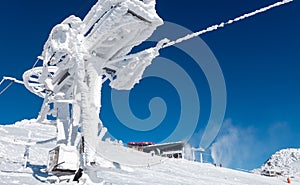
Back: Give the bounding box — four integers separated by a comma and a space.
143, 141, 186, 154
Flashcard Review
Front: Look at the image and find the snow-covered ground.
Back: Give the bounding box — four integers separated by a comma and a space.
0, 120, 56, 184
0, 120, 299, 184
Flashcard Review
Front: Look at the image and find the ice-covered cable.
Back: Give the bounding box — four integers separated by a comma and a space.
2, 77, 24, 85
161, 0, 293, 49
0, 81, 14, 95
32, 58, 41, 69
0, 77, 24, 95
0, 78, 4, 86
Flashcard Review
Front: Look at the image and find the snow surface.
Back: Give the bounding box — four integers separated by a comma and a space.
0, 120, 299, 184
253, 148, 300, 178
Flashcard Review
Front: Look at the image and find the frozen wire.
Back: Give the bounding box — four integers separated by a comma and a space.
0, 78, 4, 86
2, 77, 24, 84
161, 0, 293, 49
0, 81, 14, 95
32, 58, 40, 69
0, 77, 24, 95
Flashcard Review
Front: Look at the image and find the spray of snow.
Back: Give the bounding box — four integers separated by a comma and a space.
162, 0, 293, 48
184, 143, 194, 161
210, 120, 258, 168
210, 120, 239, 167
209, 120, 296, 169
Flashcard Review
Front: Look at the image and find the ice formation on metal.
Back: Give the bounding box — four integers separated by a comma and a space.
22, 0, 163, 172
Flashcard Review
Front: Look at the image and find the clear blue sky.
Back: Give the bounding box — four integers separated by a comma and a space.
0, 0, 299, 170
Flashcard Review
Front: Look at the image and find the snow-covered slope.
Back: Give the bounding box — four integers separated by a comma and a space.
0, 120, 56, 184
253, 148, 300, 178
0, 120, 298, 184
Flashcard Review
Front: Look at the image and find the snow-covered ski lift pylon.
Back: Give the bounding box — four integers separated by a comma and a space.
0, 0, 293, 180
21, 0, 164, 176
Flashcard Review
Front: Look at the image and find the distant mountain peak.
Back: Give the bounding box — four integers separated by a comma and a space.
254, 148, 300, 177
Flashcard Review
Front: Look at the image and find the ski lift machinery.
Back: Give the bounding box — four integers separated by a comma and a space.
22, 0, 164, 174
0, 0, 293, 179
